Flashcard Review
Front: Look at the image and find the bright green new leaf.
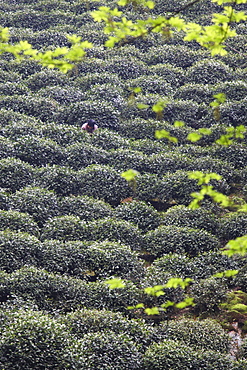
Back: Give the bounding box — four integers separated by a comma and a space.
121, 169, 140, 181
174, 121, 185, 127
137, 103, 149, 109
187, 132, 202, 142
165, 277, 193, 289
222, 235, 247, 257
176, 297, 195, 309
213, 269, 239, 278
145, 307, 160, 315
105, 278, 126, 289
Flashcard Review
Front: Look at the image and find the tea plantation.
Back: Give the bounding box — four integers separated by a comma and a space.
0, 0, 247, 368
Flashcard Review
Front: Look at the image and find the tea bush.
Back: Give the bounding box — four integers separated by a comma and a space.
0, 210, 39, 237
9, 59, 42, 77
114, 201, 162, 232
174, 83, 213, 104
127, 75, 174, 95
147, 64, 185, 87
0, 136, 16, 158
145, 225, 220, 259
8, 187, 60, 226
145, 152, 191, 176
77, 165, 132, 205
210, 144, 247, 170
143, 339, 232, 370
59, 308, 153, 349
116, 118, 165, 140
0, 309, 82, 370
135, 173, 165, 203
74, 72, 123, 93
162, 205, 221, 235
105, 57, 147, 80
107, 148, 147, 173
38, 240, 145, 282
190, 277, 228, 314
0, 109, 41, 129
0, 96, 59, 122
59, 195, 113, 221
59, 100, 120, 129
143, 45, 208, 68
0, 81, 29, 96
0, 266, 142, 313
212, 80, 247, 101
38, 85, 86, 105
25, 69, 69, 91
40, 215, 86, 241
90, 128, 130, 150
79, 331, 143, 370
220, 212, 247, 241
0, 157, 35, 192
153, 318, 231, 353
220, 99, 247, 127
0, 230, 41, 273
86, 83, 126, 110
66, 142, 109, 170
186, 59, 234, 84
35, 165, 81, 196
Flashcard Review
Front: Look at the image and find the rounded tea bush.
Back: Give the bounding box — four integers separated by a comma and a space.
190, 277, 228, 314
90, 128, 130, 150
0, 309, 81, 370
153, 318, 231, 353
35, 165, 82, 196
0, 137, 16, 159
145, 225, 220, 259
77, 165, 132, 205
0, 210, 39, 237
39, 85, 86, 105
147, 63, 185, 87
0, 157, 35, 192
114, 201, 162, 232
173, 83, 213, 104
1, 266, 142, 313
143, 339, 232, 370
162, 205, 221, 235
59, 195, 113, 221
186, 59, 234, 85
220, 212, 247, 241
66, 142, 109, 170
40, 215, 86, 242
14, 135, 66, 167
59, 308, 153, 349
0, 230, 41, 273
79, 331, 143, 370
8, 187, 60, 227
38, 240, 145, 282
25, 69, 69, 91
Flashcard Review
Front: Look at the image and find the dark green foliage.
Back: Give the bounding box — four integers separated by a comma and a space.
153, 318, 231, 353
25, 70, 69, 91
74, 72, 123, 93
0, 210, 39, 237
59, 100, 120, 129
40, 215, 86, 241
162, 100, 211, 128
0, 70, 21, 84
147, 63, 186, 87
116, 118, 165, 140
145, 225, 220, 258
90, 128, 130, 150
66, 142, 109, 170
0, 230, 41, 273
114, 201, 161, 232
0, 81, 29, 96
0, 96, 60, 122
0, 266, 141, 313
78, 331, 143, 370
0, 157, 35, 192
9, 59, 42, 77
239, 337, 247, 359
145, 152, 192, 176
0, 189, 9, 211
0, 309, 82, 370
38, 85, 86, 105
59, 308, 153, 349
35, 165, 81, 196
77, 165, 132, 205
143, 45, 209, 68
135, 173, 165, 202
220, 212, 247, 241
14, 135, 66, 166
8, 187, 60, 226
0, 136, 16, 158
38, 240, 145, 282
143, 339, 232, 370
162, 205, 221, 235
174, 83, 213, 104
106, 57, 147, 80
81, 218, 144, 251
161, 170, 200, 205
0, 109, 42, 129
220, 99, 247, 127
86, 83, 126, 110
186, 59, 234, 84
107, 148, 147, 173
190, 277, 228, 314
210, 144, 247, 170
59, 195, 113, 221
212, 80, 247, 101
127, 75, 174, 95
130, 139, 167, 155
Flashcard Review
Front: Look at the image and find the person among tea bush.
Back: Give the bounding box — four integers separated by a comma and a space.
81, 119, 98, 134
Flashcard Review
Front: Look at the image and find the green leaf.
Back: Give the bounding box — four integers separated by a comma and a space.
137, 103, 149, 109
187, 132, 202, 142
105, 278, 126, 289
174, 120, 185, 127
165, 277, 193, 289
121, 169, 139, 181
222, 235, 247, 257
145, 307, 160, 315
176, 297, 195, 309
213, 269, 239, 278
